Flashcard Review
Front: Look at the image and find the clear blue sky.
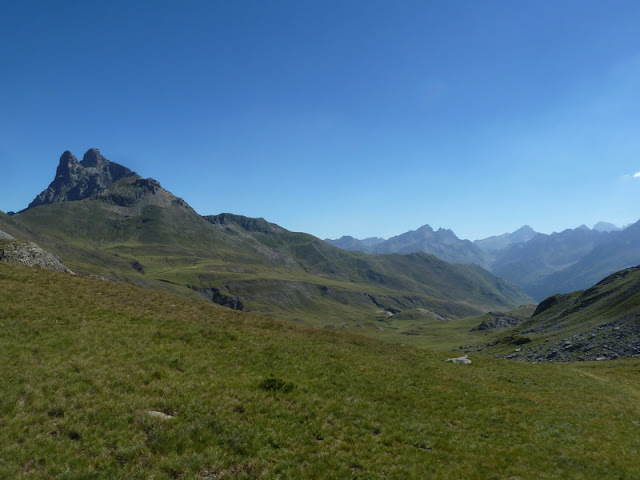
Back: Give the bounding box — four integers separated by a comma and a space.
2, 0, 639, 240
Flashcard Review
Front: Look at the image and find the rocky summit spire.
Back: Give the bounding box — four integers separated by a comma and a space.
27, 149, 137, 209
80, 148, 104, 168
53, 151, 80, 184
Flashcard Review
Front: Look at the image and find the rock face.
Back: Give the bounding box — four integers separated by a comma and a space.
188, 285, 245, 310
0, 240, 72, 273
28, 149, 136, 209
472, 315, 523, 331
0, 229, 14, 240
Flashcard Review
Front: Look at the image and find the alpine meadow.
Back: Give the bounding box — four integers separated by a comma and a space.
2, 2, 640, 479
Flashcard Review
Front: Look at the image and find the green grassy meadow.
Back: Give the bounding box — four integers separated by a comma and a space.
2, 263, 640, 479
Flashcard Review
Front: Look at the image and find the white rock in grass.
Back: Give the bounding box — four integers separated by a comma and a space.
446, 355, 471, 364
146, 410, 174, 420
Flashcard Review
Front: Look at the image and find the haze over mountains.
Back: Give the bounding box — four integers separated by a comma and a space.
327, 219, 639, 301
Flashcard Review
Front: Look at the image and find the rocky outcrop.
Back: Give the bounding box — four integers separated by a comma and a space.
203, 213, 286, 235
472, 315, 523, 331
446, 355, 471, 364
0, 240, 72, 273
496, 318, 640, 362
0, 229, 14, 240
28, 149, 136, 209
188, 285, 245, 310
531, 293, 572, 316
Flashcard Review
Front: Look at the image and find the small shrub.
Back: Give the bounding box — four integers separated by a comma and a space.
258, 377, 294, 394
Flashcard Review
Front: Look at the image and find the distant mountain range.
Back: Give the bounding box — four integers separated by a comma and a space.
473, 225, 537, 253
1, 149, 532, 329
327, 219, 637, 301
328, 225, 492, 267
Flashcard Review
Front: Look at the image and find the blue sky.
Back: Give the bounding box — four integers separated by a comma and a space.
1, 0, 640, 240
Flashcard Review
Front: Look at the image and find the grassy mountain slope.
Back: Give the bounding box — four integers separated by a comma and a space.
9, 178, 531, 330
2, 262, 639, 479
483, 265, 640, 361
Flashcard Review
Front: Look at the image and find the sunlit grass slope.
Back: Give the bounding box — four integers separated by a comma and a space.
1, 263, 639, 479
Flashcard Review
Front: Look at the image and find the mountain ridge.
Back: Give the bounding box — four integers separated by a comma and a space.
8, 150, 533, 332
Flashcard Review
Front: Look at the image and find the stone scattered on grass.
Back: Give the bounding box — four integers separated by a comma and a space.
446, 355, 471, 365
146, 410, 174, 420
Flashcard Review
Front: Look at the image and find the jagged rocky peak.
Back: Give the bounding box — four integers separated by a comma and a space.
28, 149, 137, 209
81, 148, 104, 167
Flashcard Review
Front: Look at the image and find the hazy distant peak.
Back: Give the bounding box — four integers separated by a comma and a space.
593, 221, 621, 232
516, 225, 535, 234
474, 224, 538, 253
361, 236, 386, 246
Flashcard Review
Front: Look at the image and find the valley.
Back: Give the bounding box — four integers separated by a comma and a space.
4, 4, 640, 478
2, 149, 640, 479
